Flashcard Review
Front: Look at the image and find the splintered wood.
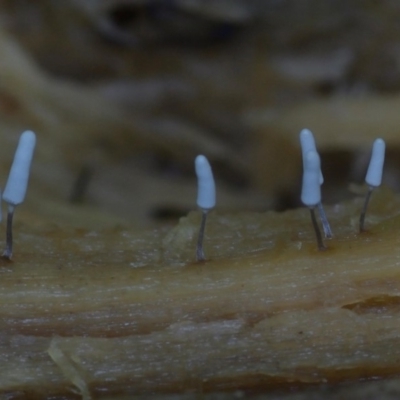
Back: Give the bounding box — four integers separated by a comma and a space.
2, 188, 400, 398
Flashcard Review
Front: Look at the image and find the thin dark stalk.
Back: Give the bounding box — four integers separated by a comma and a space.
196, 210, 208, 262
3, 205, 14, 260
310, 207, 326, 251
69, 165, 93, 203
359, 187, 373, 233
317, 202, 332, 238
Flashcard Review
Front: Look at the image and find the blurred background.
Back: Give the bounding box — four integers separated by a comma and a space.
1, 0, 400, 228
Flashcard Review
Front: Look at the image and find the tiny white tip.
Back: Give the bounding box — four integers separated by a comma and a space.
299, 128, 324, 185
3, 130, 37, 206
300, 129, 316, 154
195, 155, 216, 210
365, 138, 385, 187
301, 150, 321, 207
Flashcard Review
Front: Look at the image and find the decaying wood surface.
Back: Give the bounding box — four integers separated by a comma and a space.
2, 189, 400, 398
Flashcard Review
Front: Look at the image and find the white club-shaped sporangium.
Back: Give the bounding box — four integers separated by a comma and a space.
365, 138, 385, 188
2, 130, 37, 259
194, 155, 216, 262
301, 150, 321, 208
195, 155, 216, 211
300, 128, 324, 185
359, 138, 386, 233
3, 130, 37, 206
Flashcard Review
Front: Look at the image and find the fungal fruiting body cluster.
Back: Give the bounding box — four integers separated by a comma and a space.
299, 129, 385, 250
0, 129, 382, 260
195, 129, 386, 260
300, 129, 332, 239
2, 130, 36, 259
